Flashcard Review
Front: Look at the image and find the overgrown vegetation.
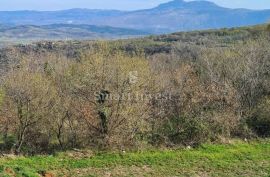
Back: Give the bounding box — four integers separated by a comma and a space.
0, 25, 269, 155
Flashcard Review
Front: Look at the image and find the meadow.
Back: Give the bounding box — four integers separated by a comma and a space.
0, 140, 269, 177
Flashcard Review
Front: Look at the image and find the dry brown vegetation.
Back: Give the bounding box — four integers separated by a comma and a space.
0, 26, 269, 154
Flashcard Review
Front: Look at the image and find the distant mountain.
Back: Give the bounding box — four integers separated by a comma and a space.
0, 24, 147, 41
0, 0, 270, 34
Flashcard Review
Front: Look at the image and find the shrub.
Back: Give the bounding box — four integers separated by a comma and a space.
2, 135, 16, 151
248, 97, 270, 137
158, 116, 210, 146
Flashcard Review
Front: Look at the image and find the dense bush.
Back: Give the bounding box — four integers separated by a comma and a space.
0, 32, 269, 154
159, 116, 210, 146
248, 97, 270, 137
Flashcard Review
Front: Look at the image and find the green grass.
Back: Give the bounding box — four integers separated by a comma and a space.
0, 140, 269, 177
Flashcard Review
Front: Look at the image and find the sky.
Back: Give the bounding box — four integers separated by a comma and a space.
0, 0, 270, 11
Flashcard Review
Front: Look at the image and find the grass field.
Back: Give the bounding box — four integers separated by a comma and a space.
0, 140, 269, 177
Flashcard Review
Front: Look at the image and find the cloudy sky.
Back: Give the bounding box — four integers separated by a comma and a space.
1, 0, 270, 11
